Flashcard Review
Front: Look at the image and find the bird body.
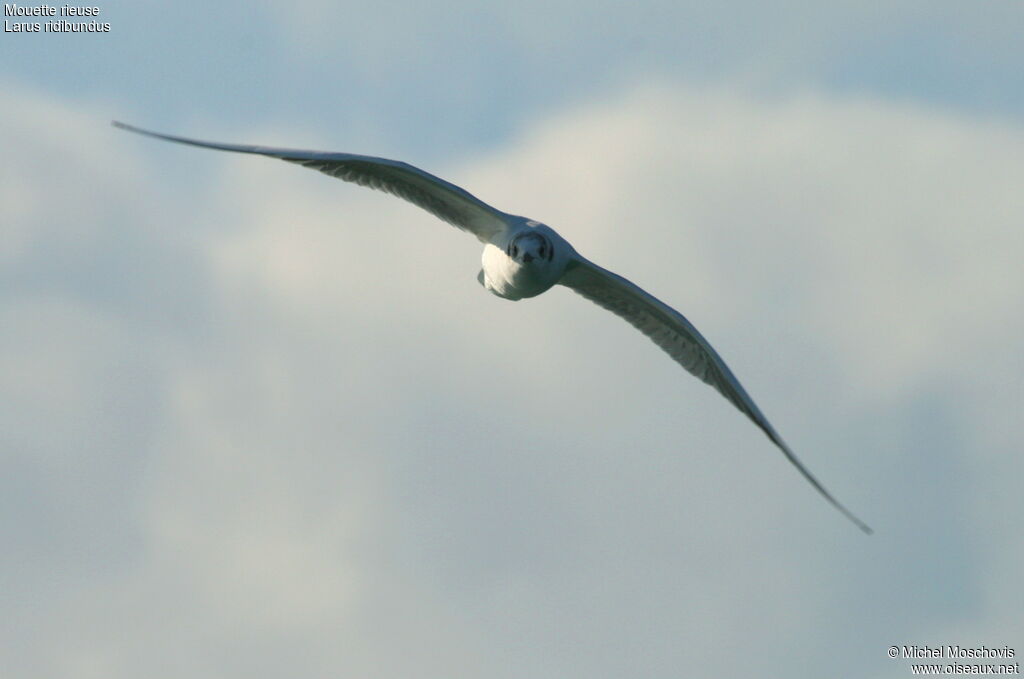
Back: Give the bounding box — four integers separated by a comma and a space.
480, 221, 573, 300
113, 120, 872, 534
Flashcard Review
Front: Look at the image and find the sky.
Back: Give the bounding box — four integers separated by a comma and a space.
3, 2, 1023, 677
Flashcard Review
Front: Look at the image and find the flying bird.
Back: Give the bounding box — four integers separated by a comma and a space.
113, 121, 872, 534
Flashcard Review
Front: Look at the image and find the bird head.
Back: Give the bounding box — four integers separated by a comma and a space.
507, 231, 554, 266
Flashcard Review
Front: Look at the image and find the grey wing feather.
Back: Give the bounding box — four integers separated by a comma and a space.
112, 121, 510, 243
559, 256, 872, 534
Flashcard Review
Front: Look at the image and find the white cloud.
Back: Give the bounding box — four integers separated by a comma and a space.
3, 79, 1023, 677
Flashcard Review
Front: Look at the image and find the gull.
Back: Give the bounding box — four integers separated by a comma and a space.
114, 121, 872, 534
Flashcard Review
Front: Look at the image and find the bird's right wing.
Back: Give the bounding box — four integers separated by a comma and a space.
559, 255, 872, 534
113, 122, 512, 244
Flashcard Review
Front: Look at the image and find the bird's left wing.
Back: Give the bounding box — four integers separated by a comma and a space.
559, 255, 872, 534
113, 122, 512, 244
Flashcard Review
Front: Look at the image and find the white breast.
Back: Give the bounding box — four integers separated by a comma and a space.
479, 243, 565, 301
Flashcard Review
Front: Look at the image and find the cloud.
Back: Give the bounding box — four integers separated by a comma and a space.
3, 78, 1023, 677
255, 0, 1024, 114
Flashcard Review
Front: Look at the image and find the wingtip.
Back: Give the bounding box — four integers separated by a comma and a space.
112, 120, 144, 135
763, 433, 874, 535
837, 504, 873, 535
829, 497, 874, 536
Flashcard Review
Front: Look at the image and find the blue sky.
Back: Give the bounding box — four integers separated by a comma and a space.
3, 2, 1023, 677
